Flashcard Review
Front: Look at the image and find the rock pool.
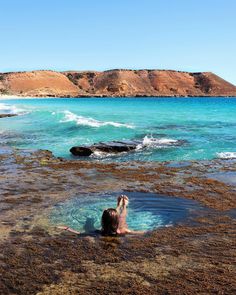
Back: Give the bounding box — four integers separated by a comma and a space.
50, 192, 207, 232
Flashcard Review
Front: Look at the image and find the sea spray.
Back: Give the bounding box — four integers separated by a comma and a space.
136, 135, 178, 150
217, 152, 236, 159
0, 103, 28, 115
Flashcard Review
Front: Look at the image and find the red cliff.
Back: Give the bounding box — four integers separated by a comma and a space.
0, 69, 235, 97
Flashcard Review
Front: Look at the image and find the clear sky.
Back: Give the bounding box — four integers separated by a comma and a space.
0, 0, 235, 84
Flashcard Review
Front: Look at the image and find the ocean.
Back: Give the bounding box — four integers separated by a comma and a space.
1, 97, 236, 162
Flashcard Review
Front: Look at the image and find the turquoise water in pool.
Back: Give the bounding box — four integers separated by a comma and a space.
50, 192, 207, 232
1, 97, 236, 162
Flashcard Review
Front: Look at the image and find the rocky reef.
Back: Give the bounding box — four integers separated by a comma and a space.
0, 69, 236, 97
0, 147, 235, 294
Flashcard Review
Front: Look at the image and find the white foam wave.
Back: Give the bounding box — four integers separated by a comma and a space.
136, 135, 178, 150
60, 110, 134, 129
0, 103, 28, 115
217, 152, 236, 159
91, 150, 110, 158
91, 150, 128, 159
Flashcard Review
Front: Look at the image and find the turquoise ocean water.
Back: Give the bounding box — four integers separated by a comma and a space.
1, 97, 235, 231
1, 97, 236, 162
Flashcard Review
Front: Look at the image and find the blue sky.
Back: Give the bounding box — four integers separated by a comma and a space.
0, 0, 236, 84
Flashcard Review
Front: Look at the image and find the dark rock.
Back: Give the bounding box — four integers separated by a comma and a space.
70, 146, 93, 156
0, 114, 17, 118
70, 138, 187, 157
94, 141, 138, 153
70, 140, 139, 156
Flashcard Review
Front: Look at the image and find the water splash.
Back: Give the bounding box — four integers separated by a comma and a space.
0, 103, 28, 115
136, 135, 178, 150
217, 152, 236, 159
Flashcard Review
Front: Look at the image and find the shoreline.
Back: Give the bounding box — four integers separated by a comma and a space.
1, 94, 236, 100
0, 95, 35, 100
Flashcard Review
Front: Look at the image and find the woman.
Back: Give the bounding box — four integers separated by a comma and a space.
58, 195, 144, 236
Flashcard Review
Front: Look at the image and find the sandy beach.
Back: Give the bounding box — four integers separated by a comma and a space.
0, 95, 46, 100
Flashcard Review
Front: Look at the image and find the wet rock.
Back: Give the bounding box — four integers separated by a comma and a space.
1, 147, 236, 294
70, 139, 186, 157
0, 114, 17, 118
70, 146, 93, 157
70, 140, 139, 156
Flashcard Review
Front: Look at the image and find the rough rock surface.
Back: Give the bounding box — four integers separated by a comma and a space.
0, 147, 236, 294
0, 70, 78, 97
0, 69, 236, 97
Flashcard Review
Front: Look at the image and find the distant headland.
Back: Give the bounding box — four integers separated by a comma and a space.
0, 69, 236, 98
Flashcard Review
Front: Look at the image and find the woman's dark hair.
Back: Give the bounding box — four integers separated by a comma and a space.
101, 208, 119, 236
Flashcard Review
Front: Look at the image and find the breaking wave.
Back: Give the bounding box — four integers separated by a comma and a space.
217, 152, 236, 159
0, 103, 28, 115
59, 110, 134, 128
90, 136, 181, 159
136, 135, 179, 150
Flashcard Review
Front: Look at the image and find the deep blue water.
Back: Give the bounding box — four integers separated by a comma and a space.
1, 97, 236, 162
